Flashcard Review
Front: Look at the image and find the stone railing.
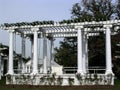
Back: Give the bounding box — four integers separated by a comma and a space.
6, 73, 114, 85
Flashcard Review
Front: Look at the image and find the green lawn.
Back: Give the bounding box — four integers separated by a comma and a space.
114, 79, 120, 90
0, 77, 120, 90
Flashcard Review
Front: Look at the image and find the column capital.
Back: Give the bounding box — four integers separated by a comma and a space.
8, 30, 15, 33
75, 25, 84, 30
21, 34, 26, 37
31, 27, 39, 32
104, 24, 112, 28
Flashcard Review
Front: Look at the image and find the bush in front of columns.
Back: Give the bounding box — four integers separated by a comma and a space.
56, 76, 63, 85
106, 73, 114, 85
68, 77, 74, 86
75, 73, 111, 85
75, 73, 83, 85
6, 74, 13, 84
5, 73, 114, 85
39, 73, 62, 85
31, 74, 37, 85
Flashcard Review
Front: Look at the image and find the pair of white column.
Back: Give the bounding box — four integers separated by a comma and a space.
31, 28, 48, 74
8, 30, 27, 74
77, 25, 113, 75
7, 29, 39, 75
77, 27, 88, 75
30, 31, 48, 74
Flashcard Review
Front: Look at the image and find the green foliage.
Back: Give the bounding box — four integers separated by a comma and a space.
88, 32, 106, 67
39, 74, 63, 85
71, 0, 115, 21
68, 77, 74, 86
107, 73, 113, 85
57, 76, 63, 85
54, 37, 77, 67
75, 73, 83, 85
6, 74, 13, 84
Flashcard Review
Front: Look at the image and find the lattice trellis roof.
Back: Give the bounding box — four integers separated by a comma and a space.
0, 20, 120, 38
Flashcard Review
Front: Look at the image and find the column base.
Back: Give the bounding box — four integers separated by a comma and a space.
22, 70, 25, 74
43, 57, 47, 74
43, 67, 47, 74
31, 70, 38, 75
77, 70, 84, 76
6, 70, 14, 75
105, 70, 114, 75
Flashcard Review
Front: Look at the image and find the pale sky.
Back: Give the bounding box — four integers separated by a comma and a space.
0, 0, 80, 56
0, 0, 80, 23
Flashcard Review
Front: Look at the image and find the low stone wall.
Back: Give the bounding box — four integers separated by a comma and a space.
6, 73, 114, 85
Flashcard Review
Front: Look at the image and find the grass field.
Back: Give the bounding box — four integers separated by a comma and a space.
0, 77, 120, 90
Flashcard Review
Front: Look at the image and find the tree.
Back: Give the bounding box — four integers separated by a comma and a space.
116, 0, 120, 19
88, 32, 106, 67
112, 34, 120, 79
55, 0, 115, 66
71, 0, 114, 20
54, 37, 77, 67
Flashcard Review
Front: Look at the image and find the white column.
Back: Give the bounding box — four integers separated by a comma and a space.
77, 27, 84, 75
82, 31, 86, 74
18, 60, 21, 73
22, 35, 26, 57
43, 36, 47, 73
31, 28, 39, 74
85, 35, 89, 73
105, 25, 113, 74
49, 38, 54, 73
31, 37, 34, 73
51, 38, 54, 61
21, 35, 26, 73
0, 56, 4, 79
1, 58, 4, 76
29, 66, 31, 73
7, 30, 14, 75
